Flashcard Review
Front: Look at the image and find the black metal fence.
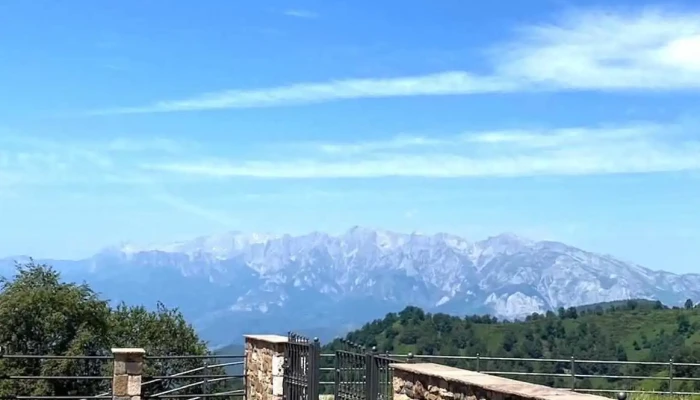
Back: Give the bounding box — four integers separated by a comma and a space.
4, 347, 700, 399
320, 352, 700, 397
140, 354, 244, 400
0, 352, 113, 400
333, 341, 404, 400
0, 351, 244, 400
284, 333, 321, 400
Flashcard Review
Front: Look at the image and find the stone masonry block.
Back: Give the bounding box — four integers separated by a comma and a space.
113, 375, 129, 396
126, 361, 143, 375
127, 375, 142, 396
114, 360, 127, 375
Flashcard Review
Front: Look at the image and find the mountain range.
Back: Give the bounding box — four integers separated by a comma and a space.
2, 227, 699, 347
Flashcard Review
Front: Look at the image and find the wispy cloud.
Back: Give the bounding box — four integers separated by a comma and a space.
283, 9, 319, 19
0, 135, 240, 227
86, 8, 700, 114
141, 122, 700, 179
150, 190, 239, 227
6, 121, 700, 186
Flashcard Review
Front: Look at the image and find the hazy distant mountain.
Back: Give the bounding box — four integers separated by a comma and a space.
2, 227, 699, 346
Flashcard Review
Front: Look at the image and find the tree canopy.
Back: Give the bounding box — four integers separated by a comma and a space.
324, 300, 700, 393
0, 261, 232, 397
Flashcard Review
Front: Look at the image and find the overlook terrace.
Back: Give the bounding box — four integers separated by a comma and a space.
1, 333, 699, 400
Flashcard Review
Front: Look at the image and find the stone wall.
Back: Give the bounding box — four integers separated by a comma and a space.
112, 348, 145, 400
391, 363, 607, 400
244, 334, 288, 400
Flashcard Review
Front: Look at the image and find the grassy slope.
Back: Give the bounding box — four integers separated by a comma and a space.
334, 302, 700, 396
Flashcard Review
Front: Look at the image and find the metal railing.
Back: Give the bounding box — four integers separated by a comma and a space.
0, 353, 244, 400
319, 353, 700, 396
0, 353, 112, 399
141, 354, 244, 400
4, 350, 700, 398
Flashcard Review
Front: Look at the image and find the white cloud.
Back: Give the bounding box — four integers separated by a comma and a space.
283, 9, 319, 19
6, 122, 700, 187
87, 7, 700, 114
141, 122, 700, 179
0, 135, 240, 227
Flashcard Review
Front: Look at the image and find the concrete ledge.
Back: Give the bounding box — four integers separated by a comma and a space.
111, 348, 146, 354
391, 363, 607, 400
243, 334, 288, 343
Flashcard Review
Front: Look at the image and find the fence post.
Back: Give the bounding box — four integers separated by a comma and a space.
668, 358, 674, 395
365, 347, 379, 400
309, 338, 321, 400
111, 348, 145, 400
202, 359, 209, 396
334, 344, 341, 400
570, 356, 576, 391
476, 353, 480, 372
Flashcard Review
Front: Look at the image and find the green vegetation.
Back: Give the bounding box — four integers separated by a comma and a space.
0, 261, 237, 397
325, 300, 700, 394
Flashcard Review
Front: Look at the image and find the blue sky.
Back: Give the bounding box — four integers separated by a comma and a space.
1, 0, 700, 273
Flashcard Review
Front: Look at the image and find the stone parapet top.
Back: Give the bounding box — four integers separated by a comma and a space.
244, 334, 288, 343
391, 363, 607, 400
111, 348, 146, 354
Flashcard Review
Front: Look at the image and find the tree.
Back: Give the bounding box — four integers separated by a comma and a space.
0, 261, 228, 398
0, 262, 112, 396
684, 298, 694, 310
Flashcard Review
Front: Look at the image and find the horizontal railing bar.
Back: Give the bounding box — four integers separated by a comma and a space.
145, 374, 242, 380
412, 355, 677, 366
0, 355, 111, 360
575, 389, 669, 394
0, 397, 111, 399
574, 359, 676, 366
481, 371, 570, 378
146, 376, 243, 397
150, 379, 209, 396
577, 389, 700, 396
0, 376, 111, 380
145, 393, 243, 399
145, 355, 243, 360
325, 353, 696, 367
209, 360, 244, 368
91, 362, 246, 398
185, 390, 245, 400
568, 374, 668, 380
0, 354, 242, 361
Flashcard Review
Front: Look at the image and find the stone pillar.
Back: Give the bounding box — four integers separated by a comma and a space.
244, 334, 288, 400
112, 348, 145, 400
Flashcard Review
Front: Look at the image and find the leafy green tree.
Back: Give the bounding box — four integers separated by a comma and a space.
0, 262, 112, 396
0, 261, 232, 398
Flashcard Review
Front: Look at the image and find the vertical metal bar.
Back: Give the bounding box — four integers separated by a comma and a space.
334, 350, 341, 400
309, 338, 320, 400
366, 351, 371, 400
476, 353, 480, 372
570, 356, 576, 391
669, 358, 674, 395
366, 348, 377, 400
202, 359, 209, 396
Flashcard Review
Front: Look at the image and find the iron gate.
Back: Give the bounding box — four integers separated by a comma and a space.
334, 340, 402, 400
284, 332, 320, 400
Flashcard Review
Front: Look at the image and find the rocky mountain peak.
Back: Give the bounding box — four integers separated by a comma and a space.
4, 227, 699, 346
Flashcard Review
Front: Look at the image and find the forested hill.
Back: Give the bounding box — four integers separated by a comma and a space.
327, 299, 700, 392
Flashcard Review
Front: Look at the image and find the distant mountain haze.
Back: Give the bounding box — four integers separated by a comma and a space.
2, 227, 699, 346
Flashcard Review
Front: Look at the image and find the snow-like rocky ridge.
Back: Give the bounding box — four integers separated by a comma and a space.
3, 227, 699, 345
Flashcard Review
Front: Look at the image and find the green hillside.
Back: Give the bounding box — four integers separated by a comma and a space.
324, 299, 700, 394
